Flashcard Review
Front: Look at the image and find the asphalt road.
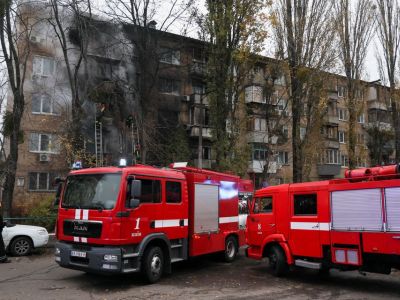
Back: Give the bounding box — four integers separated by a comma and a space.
1, 248, 400, 300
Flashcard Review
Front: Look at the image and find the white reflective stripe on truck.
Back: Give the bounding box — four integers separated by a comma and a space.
290, 222, 330, 231
219, 216, 239, 224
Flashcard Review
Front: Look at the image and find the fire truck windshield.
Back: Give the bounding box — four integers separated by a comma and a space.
62, 173, 122, 210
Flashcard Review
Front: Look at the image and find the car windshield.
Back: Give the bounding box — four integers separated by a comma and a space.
62, 173, 121, 210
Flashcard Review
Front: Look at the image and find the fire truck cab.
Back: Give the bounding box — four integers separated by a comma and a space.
55, 163, 253, 282
246, 165, 400, 276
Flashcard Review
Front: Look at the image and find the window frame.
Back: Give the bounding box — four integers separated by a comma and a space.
32, 55, 55, 77
293, 194, 317, 216
253, 196, 273, 214
165, 181, 182, 204
29, 132, 60, 154
28, 172, 57, 191
31, 93, 60, 115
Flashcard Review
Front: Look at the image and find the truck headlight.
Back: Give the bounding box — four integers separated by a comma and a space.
104, 254, 118, 262
55, 248, 60, 255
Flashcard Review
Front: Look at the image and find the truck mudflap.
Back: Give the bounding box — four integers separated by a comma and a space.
55, 241, 141, 274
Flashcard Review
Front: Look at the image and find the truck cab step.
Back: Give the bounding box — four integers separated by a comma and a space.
295, 259, 321, 269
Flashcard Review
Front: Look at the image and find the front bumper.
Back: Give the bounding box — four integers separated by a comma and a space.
33, 234, 49, 248
55, 241, 141, 274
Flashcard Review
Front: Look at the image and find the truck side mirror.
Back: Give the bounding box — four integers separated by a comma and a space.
128, 180, 141, 208
129, 198, 140, 208
53, 181, 63, 208
130, 180, 141, 198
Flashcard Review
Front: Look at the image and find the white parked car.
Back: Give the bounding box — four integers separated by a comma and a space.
2, 223, 49, 256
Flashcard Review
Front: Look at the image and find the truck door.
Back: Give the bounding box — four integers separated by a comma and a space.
122, 176, 164, 241
247, 194, 276, 247
161, 180, 188, 240
289, 193, 322, 258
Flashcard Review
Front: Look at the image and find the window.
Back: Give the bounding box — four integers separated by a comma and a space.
29, 172, 58, 191
358, 113, 365, 124
32, 93, 60, 115
245, 86, 264, 103
294, 194, 317, 215
253, 118, 266, 132
341, 154, 348, 167
337, 86, 346, 97
202, 146, 211, 160
29, 133, 60, 153
339, 131, 346, 143
192, 82, 206, 94
277, 99, 288, 114
159, 78, 180, 95
252, 143, 268, 160
166, 181, 182, 203
192, 47, 205, 62
278, 151, 289, 165
138, 179, 161, 203
282, 126, 289, 138
300, 127, 306, 141
253, 197, 273, 213
338, 108, 348, 121
159, 47, 180, 65
275, 75, 285, 86
322, 149, 340, 164
32, 56, 55, 77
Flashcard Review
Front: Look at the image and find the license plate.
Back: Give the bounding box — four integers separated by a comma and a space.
71, 250, 86, 258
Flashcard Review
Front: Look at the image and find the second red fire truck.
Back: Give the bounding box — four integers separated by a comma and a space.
246, 165, 400, 276
54, 162, 253, 282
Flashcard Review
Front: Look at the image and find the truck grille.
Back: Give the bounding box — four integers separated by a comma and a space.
63, 220, 102, 238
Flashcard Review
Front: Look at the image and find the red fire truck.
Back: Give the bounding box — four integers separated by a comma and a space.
54, 162, 253, 282
246, 165, 400, 276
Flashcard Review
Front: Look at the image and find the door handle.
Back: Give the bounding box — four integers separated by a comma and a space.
269, 224, 275, 227
392, 236, 400, 240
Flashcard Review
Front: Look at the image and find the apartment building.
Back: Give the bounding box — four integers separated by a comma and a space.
5, 1, 394, 212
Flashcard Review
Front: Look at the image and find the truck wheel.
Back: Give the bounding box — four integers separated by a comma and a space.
269, 245, 288, 276
224, 236, 238, 263
142, 246, 164, 283
10, 236, 33, 256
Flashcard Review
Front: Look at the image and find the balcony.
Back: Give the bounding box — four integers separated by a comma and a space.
366, 121, 392, 131
190, 61, 206, 76
368, 100, 388, 111
325, 139, 340, 149
317, 164, 341, 176
190, 93, 209, 106
247, 132, 278, 144
190, 126, 212, 139
248, 160, 277, 174
326, 115, 339, 125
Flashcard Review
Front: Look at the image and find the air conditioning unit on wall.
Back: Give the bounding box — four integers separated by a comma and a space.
39, 153, 50, 162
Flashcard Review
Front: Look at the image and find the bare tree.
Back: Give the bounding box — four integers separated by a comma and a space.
375, 0, 400, 162
105, 0, 194, 164
48, 0, 92, 162
0, 0, 32, 217
272, 0, 337, 182
334, 0, 375, 169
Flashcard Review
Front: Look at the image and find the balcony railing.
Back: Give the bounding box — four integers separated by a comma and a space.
190, 126, 212, 139
248, 161, 277, 174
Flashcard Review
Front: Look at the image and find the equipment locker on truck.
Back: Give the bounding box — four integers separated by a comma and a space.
54, 162, 253, 282
246, 165, 400, 277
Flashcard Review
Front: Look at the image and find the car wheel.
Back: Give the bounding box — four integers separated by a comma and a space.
10, 236, 33, 256
142, 246, 164, 283
269, 245, 288, 276
223, 236, 238, 263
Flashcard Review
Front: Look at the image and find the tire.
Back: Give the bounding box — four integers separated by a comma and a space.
268, 245, 288, 276
223, 236, 238, 263
10, 236, 33, 256
142, 246, 164, 283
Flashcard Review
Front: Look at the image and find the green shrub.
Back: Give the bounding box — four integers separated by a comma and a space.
28, 196, 57, 232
